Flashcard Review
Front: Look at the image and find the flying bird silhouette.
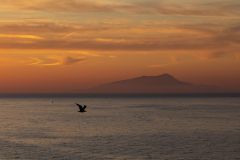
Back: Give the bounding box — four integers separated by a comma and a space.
76, 103, 87, 112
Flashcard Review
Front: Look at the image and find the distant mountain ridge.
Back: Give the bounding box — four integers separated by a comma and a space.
111, 74, 188, 86
88, 74, 221, 93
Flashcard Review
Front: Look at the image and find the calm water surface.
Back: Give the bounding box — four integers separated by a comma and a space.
0, 97, 239, 160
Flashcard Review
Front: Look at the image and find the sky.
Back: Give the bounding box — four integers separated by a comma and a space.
0, 0, 240, 93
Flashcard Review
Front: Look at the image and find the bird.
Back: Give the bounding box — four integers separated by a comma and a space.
76, 103, 87, 112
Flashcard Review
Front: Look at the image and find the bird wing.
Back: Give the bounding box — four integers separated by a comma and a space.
83, 105, 87, 109
76, 103, 83, 110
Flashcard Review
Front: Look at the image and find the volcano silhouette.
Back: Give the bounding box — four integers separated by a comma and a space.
89, 74, 220, 93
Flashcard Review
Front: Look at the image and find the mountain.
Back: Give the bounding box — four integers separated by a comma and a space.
88, 74, 221, 93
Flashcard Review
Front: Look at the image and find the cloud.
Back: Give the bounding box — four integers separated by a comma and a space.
0, 34, 43, 40
204, 52, 237, 59
63, 56, 85, 65
0, 22, 108, 35
29, 57, 61, 66
0, 33, 235, 51
217, 24, 240, 44
0, 19, 239, 53
0, 0, 240, 16
29, 56, 85, 66
208, 52, 231, 59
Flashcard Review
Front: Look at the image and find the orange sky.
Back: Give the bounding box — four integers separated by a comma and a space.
0, 0, 240, 93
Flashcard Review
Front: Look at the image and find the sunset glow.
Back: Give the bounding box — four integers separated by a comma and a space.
0, 0, 240, 93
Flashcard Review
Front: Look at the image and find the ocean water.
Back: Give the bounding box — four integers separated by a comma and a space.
0, 97, 239, 160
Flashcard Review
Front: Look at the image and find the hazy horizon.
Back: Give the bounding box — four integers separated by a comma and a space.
0, 73, 240, 94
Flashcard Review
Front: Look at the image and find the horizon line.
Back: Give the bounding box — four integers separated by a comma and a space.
1, 92, 240, 98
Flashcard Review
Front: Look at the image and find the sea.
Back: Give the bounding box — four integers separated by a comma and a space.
0, 95, 239, 160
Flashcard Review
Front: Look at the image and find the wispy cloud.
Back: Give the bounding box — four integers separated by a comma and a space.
0, 30, 237, 52
29, 56, 85, 66
0, 20, 238, 53
0, 34, 43, 40
63, 56, 85, 65
1, 0, 239, 17
202, 52, 238, 59
29, 57, 61, 66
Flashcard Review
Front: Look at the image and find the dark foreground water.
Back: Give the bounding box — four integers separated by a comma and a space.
0, 97, 239, 160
